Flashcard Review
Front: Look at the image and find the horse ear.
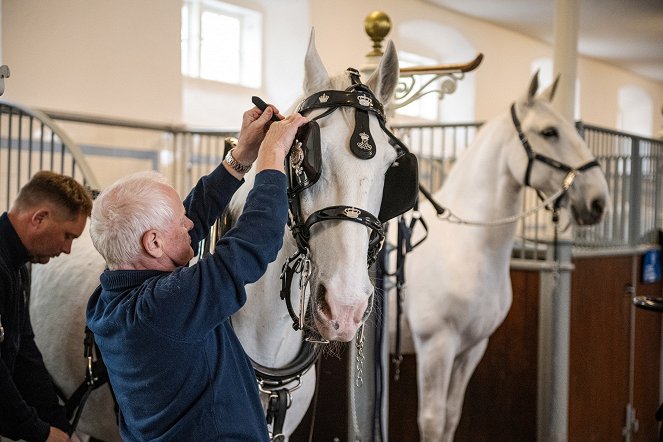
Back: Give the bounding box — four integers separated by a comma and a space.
365, 40, 399, 105
303, 28, 331, 95
538, 74, 560, 103
521, 70, 540, 106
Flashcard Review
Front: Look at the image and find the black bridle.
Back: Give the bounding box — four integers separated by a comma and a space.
281, 68, 409, 333
510, 103, 600, 189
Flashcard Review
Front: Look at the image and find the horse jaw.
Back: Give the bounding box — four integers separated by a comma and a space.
566, 167, 610, 225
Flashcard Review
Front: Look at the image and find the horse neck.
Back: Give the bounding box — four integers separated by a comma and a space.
231, 231, 306, 367
436, 116, 523, 247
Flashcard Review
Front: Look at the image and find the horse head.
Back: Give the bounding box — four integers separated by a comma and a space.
288, 30, 407, 342
507, 72, 609, 226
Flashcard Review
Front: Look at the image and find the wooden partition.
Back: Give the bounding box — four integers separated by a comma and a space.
569, 253, 661, 442
291, 252, 661, 441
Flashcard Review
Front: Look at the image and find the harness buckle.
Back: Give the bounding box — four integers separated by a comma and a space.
563, 170, 578, 190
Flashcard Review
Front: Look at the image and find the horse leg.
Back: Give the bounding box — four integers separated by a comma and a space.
443, 338, 489, 441
414, 333, 457, 442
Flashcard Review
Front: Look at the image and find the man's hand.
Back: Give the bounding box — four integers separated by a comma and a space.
255, 113, 309, 173
233, 103, 285, 166
46, 426, 69, 442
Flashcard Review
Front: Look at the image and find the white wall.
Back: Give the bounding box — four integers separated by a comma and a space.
3, 0, 182, 123
2, 0, 662, 133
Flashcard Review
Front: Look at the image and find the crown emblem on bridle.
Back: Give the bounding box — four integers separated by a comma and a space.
357, 94, 372, 107
343, 207, 362, 218
318, 93, 329, 103
357, 132, 372, 151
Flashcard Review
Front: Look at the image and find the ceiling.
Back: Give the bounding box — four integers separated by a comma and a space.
424, 0, 663, 83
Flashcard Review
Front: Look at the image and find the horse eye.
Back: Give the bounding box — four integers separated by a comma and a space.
541, 127, 559, 139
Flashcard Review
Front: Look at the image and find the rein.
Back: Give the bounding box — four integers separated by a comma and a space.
429, 173, 575, 227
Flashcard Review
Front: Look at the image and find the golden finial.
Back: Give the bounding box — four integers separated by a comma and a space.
364, 11, 391, 57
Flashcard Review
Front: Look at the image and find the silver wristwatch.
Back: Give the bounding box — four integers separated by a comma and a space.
224, 146, 252, 174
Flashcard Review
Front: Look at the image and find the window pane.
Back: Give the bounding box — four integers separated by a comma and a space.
200, 11, 240, 83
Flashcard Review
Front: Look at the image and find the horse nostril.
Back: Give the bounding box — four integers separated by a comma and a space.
591, 198, 605, 217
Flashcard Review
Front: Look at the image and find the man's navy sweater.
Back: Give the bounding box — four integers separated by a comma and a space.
86, 167, 288, 441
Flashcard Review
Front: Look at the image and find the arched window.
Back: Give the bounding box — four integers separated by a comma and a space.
617, 86, 653, 137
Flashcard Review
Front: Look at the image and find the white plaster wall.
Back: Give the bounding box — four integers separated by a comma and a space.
2, 0, 182, 123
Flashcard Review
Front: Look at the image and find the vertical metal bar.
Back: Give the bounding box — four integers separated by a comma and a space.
49, 130, 55, 170
28, 116, 34, 177
0, 105, 4, 212
655, 144, 662, 233
7, 107, 13, 206
39, 122, 45, 170
628, 138, 641, 245
16, 112, 23, 192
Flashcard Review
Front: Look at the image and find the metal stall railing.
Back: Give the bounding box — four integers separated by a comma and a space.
1, 99, 237, 215
0, 100, 99, 212
39, 108, 237, 197
577, 124, 663, 248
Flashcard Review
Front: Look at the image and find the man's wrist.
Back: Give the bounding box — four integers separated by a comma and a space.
224, 148, 252, 174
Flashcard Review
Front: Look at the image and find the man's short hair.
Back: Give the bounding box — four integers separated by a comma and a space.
14, 171, 93, 218
90, 171, 174, 268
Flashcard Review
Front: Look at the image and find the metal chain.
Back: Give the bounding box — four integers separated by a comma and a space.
297, 252, 311, 331
354, 324, 365, 388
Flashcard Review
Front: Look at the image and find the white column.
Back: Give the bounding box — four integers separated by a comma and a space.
551, 0, 580, 122
538, 1, 580, 441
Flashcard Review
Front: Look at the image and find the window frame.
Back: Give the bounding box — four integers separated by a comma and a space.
181, 0, 262, 88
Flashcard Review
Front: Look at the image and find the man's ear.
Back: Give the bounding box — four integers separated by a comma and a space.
31, 209, 49, 227
142, 229, 164, 258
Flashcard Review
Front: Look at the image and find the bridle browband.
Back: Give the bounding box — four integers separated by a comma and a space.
510, 103, 600, 189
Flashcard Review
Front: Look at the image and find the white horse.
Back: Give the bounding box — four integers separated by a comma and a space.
397, 73, 610, 441
30, 31, 405, 441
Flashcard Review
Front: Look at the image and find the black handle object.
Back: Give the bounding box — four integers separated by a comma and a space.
251, 96, 281, 122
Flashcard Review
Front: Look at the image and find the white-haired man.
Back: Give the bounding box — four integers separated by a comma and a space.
86, 104, 307, 441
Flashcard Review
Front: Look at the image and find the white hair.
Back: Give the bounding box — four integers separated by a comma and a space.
90, 171, 176, 269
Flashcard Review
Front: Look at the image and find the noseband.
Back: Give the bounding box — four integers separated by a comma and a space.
510, 103, 600, 192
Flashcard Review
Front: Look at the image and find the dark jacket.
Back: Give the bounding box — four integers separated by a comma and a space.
0, 212, 72, 441
86, 167, 288, 441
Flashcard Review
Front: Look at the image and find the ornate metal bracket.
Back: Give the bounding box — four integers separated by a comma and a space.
394, 54, 483, 109
0, 65, 10, 96
362, 10, 483, 110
